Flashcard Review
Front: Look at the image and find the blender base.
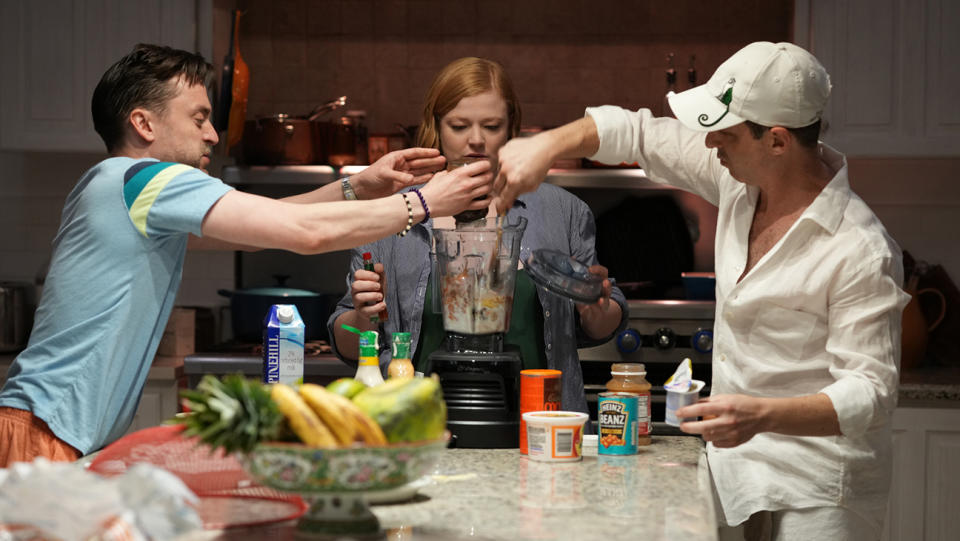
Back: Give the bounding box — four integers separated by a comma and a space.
424, 349, 522, 449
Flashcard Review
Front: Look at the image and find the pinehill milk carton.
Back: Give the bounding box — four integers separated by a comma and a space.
262, 304, 305, 385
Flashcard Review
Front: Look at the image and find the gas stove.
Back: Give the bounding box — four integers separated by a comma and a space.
578, 299, 715, 430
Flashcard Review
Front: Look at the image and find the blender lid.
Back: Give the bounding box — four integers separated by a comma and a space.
523, 249, 603, 304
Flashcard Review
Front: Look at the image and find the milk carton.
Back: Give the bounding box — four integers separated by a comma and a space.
262, 304, 304, 385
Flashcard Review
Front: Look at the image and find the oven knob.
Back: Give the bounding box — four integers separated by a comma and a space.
616, 329, 641, 354
654, 327, 675, 349
693, 329, 713, 353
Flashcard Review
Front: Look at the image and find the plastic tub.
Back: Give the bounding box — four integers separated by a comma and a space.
664, 379, 706, 426
522, 411, 589, 462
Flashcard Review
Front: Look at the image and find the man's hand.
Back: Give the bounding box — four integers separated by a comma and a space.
350, 148, 445, 200
493, 133, 556, 213
419, 159, 494, 218
678, 392, 842, 448
350, 263, 387, 321
677, 394, 771, 448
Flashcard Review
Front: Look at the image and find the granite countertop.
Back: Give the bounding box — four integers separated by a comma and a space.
898, 364, 960, 404
181, 436, 716, 541
4, 352, 958, 404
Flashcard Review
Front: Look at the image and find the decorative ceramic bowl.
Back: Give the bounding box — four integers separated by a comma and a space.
243, 434, 448, 493
241, 433, 449, 538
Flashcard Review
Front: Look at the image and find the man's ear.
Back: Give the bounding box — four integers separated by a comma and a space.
129, 108, 156, 143
767, 126, 790, 156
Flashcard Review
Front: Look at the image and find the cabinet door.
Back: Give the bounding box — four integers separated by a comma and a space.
797, 0, 960, 156
924, 428, 960, 540
124, 377, 182, 436
887, 407, 960, 541
126, 386, 163, 434
0, 0, 198, 152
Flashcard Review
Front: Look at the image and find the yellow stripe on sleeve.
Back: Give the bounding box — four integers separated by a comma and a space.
128, 163, 192, 237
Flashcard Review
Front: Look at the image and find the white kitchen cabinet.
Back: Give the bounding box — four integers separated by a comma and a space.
884, 406, 960, 541
794, 0, 960, 156
0, 0, 207, 152
123, 378, 181, 436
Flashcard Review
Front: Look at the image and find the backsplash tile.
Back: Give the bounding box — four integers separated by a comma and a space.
230, 0, 793, 132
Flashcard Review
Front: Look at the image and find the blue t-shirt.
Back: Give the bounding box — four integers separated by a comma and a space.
0, 157, 233, 454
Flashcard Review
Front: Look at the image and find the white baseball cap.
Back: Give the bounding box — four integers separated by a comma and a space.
667, 41, 831, 132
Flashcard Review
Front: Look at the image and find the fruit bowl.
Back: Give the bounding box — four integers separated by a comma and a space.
241, 432, 450, 538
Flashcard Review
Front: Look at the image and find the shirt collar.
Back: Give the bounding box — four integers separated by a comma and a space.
796, 143, 851, 236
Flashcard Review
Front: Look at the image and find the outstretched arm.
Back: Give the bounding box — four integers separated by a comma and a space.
199, 160, 492, 254
282, 148, 445, 204
494, 116, 600, 211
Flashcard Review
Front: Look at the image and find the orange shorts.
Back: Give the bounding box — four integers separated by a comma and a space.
0, 407, 80, 467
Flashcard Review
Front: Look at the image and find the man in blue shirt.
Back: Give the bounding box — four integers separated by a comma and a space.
0, 43, 493, 466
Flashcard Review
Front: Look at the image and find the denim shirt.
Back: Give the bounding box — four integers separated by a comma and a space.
327, 183, 628, 415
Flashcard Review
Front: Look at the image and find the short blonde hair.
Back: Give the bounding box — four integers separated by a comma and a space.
415, 57, 521, 151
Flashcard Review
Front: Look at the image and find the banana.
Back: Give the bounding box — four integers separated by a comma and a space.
301, 383, 387, 446
344, 403, 388, 446
270, 383, 338, 447
299, 383, 356, 446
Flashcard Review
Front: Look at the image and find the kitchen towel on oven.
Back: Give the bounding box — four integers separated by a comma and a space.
594, 195, 695, 291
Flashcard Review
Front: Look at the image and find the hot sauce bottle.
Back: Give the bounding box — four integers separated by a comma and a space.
362, 252, 389, 323
606, 363, 652, 445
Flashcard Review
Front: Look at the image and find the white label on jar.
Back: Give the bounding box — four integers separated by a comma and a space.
527, 425, 547, 455
637, 392, 651, 435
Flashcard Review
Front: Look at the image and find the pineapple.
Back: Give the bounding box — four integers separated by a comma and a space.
175, 374, 284, 454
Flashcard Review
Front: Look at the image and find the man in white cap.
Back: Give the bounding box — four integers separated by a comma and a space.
493, 42, 909, 540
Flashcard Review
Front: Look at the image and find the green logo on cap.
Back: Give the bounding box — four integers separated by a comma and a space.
698, 78, 735, 127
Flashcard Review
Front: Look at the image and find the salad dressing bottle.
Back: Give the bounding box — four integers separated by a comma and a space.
388, 332, 415, 379
355, 330, 385, 387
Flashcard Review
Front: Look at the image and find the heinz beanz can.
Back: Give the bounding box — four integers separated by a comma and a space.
598, 392, 639, 455
262, 304, 305, 385
520, 369, 562, 455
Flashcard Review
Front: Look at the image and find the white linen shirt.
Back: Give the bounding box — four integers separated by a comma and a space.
586, 105, 910, 528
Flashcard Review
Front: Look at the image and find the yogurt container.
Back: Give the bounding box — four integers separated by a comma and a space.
664, 379, 706, 426
522, 411, 589, 463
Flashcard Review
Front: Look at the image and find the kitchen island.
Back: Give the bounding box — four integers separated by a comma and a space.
181, 436, 715, 540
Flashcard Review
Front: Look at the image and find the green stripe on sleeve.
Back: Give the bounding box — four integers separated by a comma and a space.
127, 163, 192, 237
123, 162, 173, 209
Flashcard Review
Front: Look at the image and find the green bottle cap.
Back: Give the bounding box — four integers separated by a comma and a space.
359, 330, 379, 348
391, 332, 411, 359
359, 330, 379, 358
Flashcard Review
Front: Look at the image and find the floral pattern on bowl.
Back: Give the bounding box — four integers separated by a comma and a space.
243, 433, 448, 494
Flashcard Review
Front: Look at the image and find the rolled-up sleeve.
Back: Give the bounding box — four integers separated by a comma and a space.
585, 106, 723, 206
821, 253, 910, 437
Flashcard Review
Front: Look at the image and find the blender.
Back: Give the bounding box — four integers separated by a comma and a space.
424, 216, 527, 448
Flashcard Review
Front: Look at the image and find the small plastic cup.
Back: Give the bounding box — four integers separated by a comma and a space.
664, 379, 705, 426
522, 411, 589, 463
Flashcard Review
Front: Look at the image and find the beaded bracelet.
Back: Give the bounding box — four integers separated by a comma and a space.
411, 188, 430, 222
398, 193, 414, 237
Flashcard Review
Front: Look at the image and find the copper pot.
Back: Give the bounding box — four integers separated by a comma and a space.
242, 114, 315, 165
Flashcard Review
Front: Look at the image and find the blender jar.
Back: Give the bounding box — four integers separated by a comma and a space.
432, 216, 527, 352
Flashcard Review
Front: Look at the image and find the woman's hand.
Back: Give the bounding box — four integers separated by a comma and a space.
418, 159, 494, 218
350, 263, 387, 321
576, 264, 621, 339
350, 148, 446, 200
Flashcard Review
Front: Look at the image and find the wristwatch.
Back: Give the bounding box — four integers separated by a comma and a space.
340, 176, 358, 200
